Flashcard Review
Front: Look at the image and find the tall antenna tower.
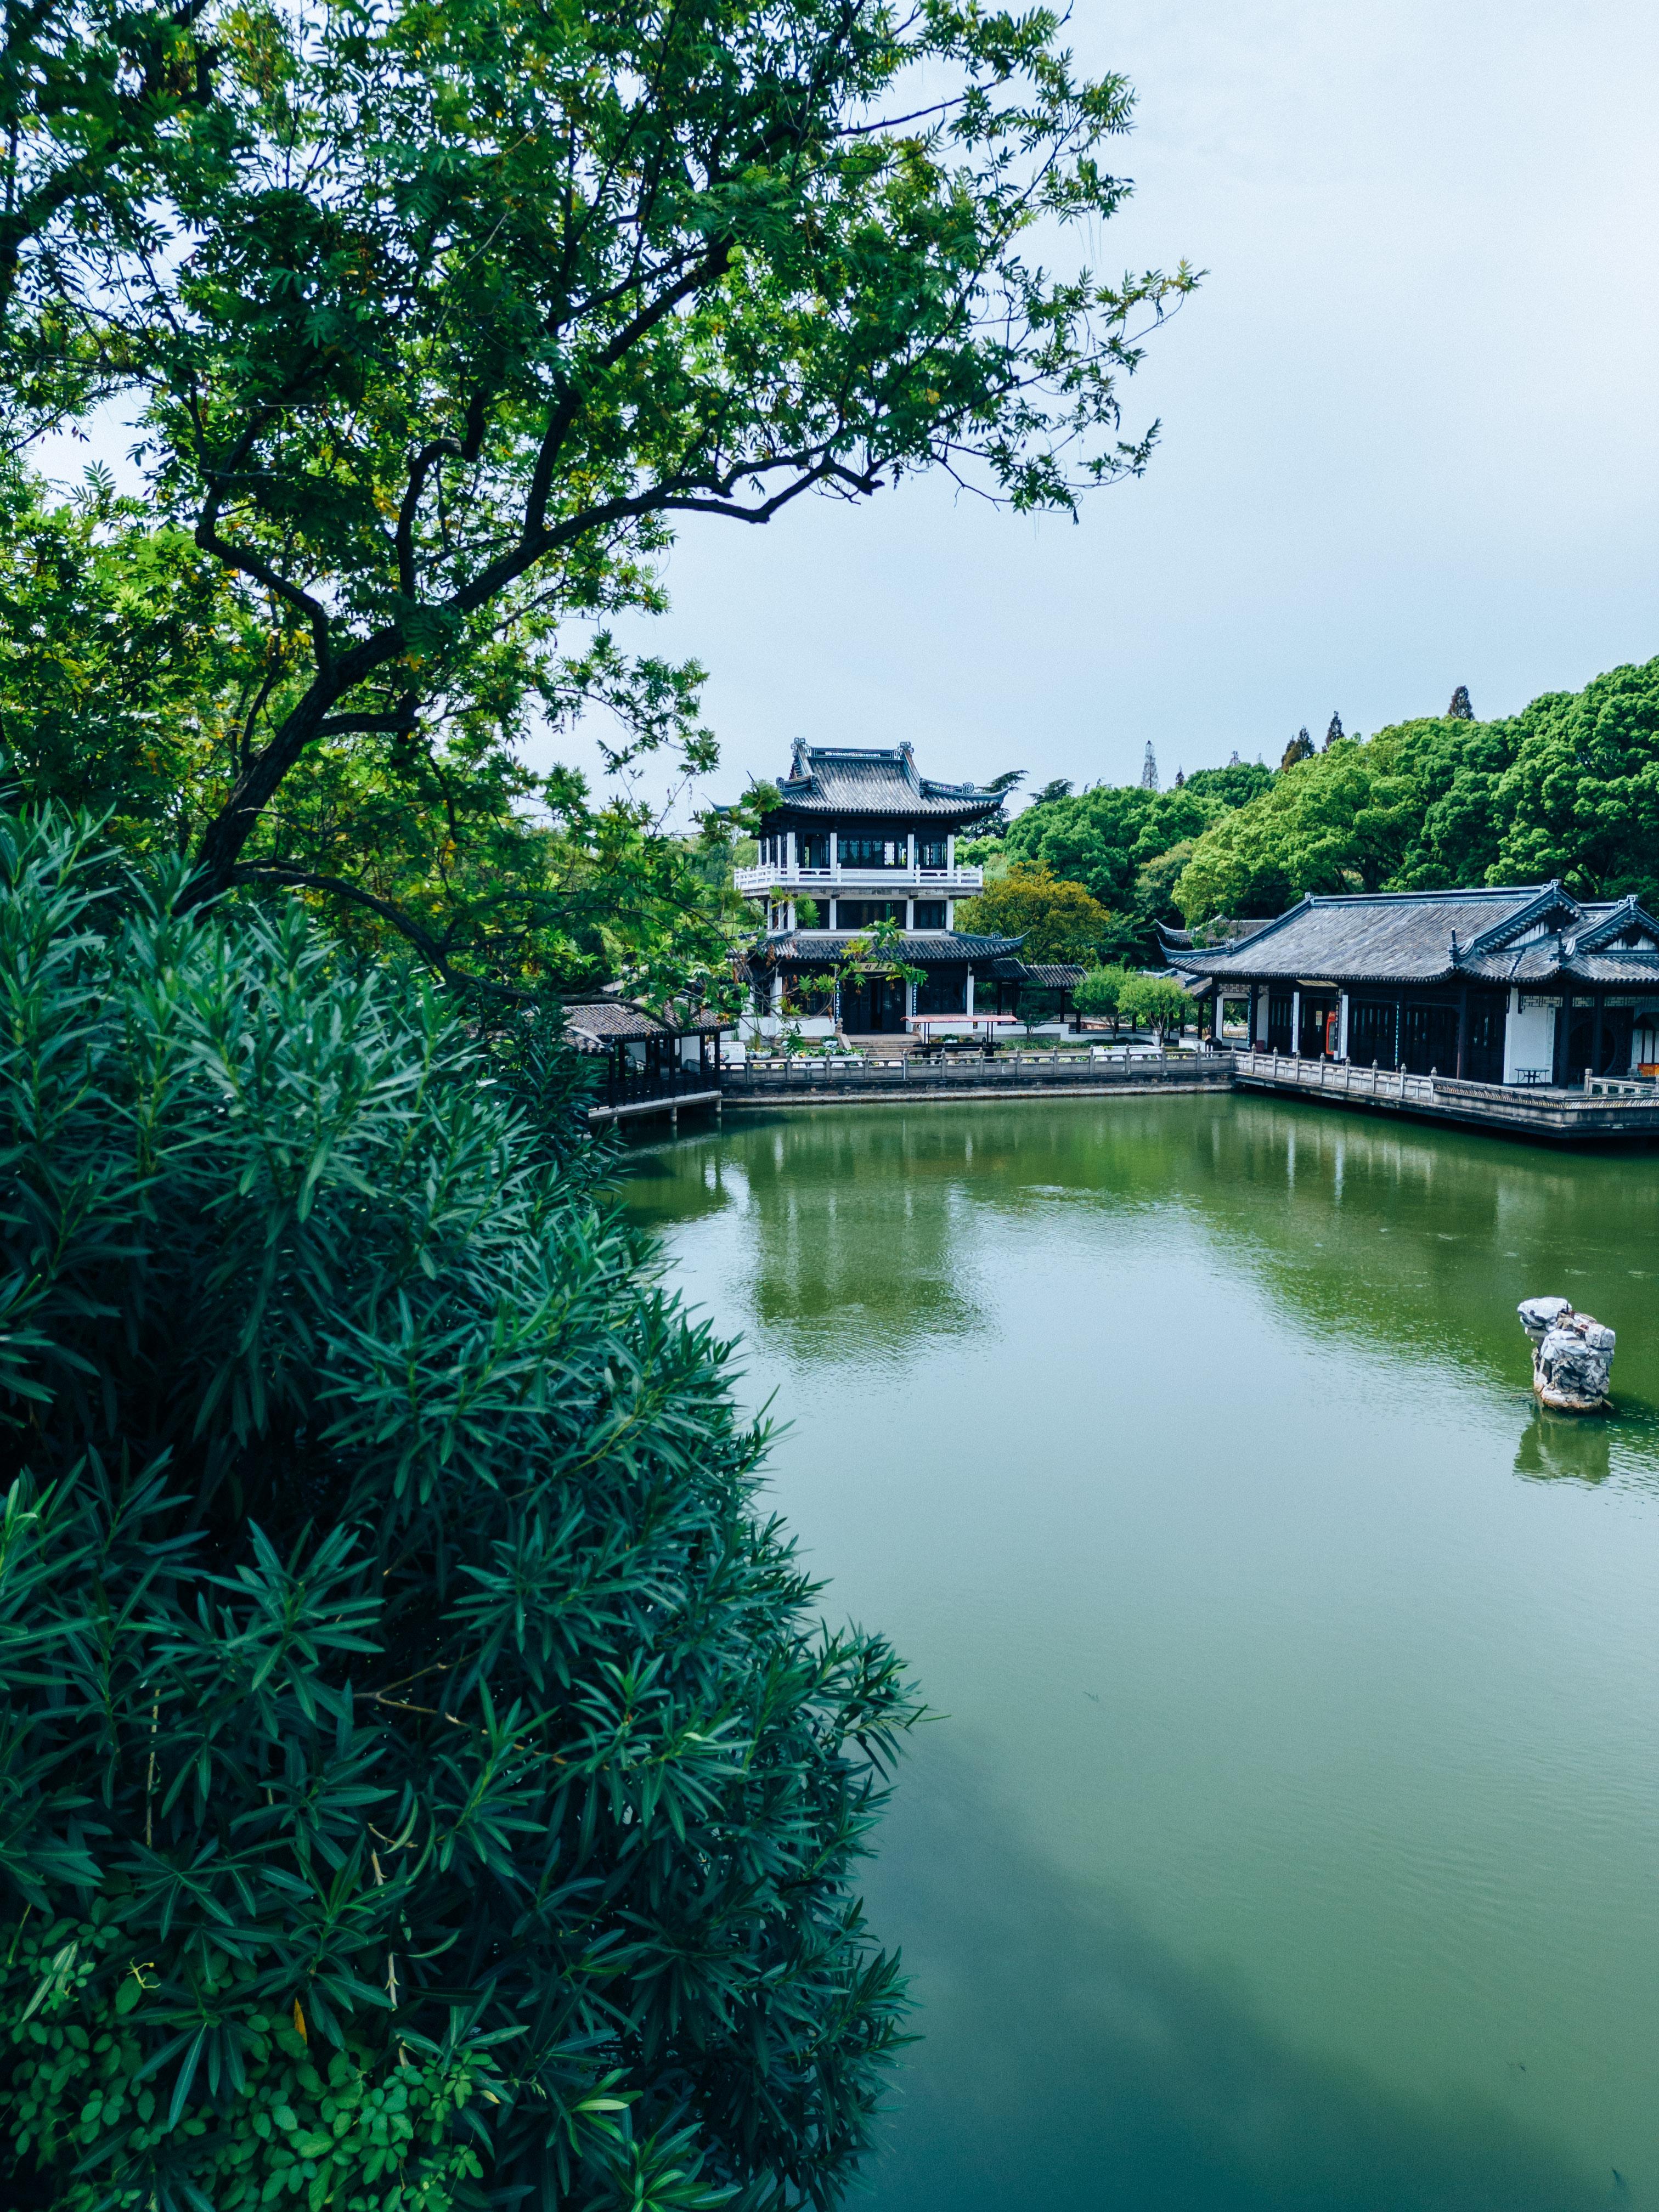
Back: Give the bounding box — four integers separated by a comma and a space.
1139, 741, 1159, 792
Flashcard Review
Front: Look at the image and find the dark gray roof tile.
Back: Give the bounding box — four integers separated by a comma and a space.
1174, 883, 1659, 990
768, 930, 1023, 964
770, 742, 1005, 822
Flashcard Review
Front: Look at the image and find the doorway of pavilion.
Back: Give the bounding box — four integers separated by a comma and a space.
1400, 1002, 1459, 1076
839, 974, 908, 1032
1564, 1002, 1632, 1083
1298, 992, 1339, 1058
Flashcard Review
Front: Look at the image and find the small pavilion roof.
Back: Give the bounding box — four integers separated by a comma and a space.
766, 741, 1006, 825
766, 930, 1024, 966
989, 957, 1087, 988
561, 999, 732, 1049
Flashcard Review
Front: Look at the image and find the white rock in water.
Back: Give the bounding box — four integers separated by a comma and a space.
1519, 1299, 1615, 1413
1517, 1295, 1572, 1345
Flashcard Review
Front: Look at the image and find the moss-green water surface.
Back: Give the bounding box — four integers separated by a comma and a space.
623, 1096, 1659, 2210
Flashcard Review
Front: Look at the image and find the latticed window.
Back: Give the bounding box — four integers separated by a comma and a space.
839, 836, 909, 868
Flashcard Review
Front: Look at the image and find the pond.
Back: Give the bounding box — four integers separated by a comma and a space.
622, 1096, 1659, 2211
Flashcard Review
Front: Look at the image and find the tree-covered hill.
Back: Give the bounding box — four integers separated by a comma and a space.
988, 764, 1273, 957
1174, 657, 1659, 924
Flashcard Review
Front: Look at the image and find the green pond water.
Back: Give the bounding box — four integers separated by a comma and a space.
622, 1095, 1659, 2211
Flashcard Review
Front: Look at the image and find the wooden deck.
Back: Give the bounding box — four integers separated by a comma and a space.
1230, 1048, 1659, 1142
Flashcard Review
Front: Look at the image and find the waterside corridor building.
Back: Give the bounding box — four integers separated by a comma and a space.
1171, 883, 1659, 1086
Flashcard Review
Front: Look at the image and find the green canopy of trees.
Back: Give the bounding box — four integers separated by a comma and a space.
996, 769, 1270, 957
1115, 972, 1191, 1039
2, 0, 1192, 999
1073, 962, 1133, 1023
1173, 657, 1659, 924
953, 860, 1114, 963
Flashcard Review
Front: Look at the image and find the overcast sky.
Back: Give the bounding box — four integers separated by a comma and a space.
595, 0, 1659, 816
35, 0, 1659, 820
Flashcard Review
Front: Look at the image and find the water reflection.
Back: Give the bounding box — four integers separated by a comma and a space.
1514, 1410, 1615, 1486
631, 1114, 989, 1351
630, 1097, 1659, 1464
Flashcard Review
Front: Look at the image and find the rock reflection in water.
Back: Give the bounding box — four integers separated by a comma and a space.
1514, 1412, 1614, 1486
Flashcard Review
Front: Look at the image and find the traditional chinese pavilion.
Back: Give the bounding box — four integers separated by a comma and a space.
1170, 882, 1659, 1084
736, 742, 1024, 1033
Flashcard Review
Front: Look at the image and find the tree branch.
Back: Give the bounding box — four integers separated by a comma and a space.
315, 697, 417, 740
226, 863, 541, 1003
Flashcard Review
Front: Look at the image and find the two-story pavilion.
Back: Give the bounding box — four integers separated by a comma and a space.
737, 741, 1023, 1032
1170, 881, 1659, 1085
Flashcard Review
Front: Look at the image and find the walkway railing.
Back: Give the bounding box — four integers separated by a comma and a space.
603, 1061, 716, 1110
1232, 1049, 1659, 1128
722, 1046, 1231, 1099
1232, 1050, 1441, 1108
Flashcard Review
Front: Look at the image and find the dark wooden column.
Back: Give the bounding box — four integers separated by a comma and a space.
1213, 987, 1223, 1046
1394, 991, 1404, 1071
1248, 981, 1259, 1050
1455, 984, 1469, 1080
1592, 991, 1605, 1079
1552, 1000, 1569, 1087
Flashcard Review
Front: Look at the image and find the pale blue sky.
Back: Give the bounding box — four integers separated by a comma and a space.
35, 0, 1659, 819
614, 0, 1659, 814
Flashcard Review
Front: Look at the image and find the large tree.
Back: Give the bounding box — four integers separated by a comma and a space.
5, 0, 1192, 989
999, 780, 1245, 955
1171, 710, 1527, 923
0, 462, 751, 998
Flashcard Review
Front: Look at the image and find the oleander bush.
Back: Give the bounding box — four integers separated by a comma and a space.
0, 809, 915, 2211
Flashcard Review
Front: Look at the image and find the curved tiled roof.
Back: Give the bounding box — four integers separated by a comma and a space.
768, 742, 1005, 823
988, 958, 1087, 987
766, 930, 1023, 965
1170, 883, 1659, 990
561, 1000, 732, 1046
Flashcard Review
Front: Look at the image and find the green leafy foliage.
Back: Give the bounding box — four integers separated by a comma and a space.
0, 807, 916, 2211
5, 0, 1195, 971
1172, 658, 1659, 926
1488, 661, 1659, 899
954, 860, 1114, 963
0, 462, 750, 1003
1073, 963, 1132, 1024
1114, 972, 1190, 1039
1001, 785, 1257, 956
0, 464, 256, 843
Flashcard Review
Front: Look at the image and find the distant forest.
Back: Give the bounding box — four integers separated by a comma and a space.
981, 655, 1659, 956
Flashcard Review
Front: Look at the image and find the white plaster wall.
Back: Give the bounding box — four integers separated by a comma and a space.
1503, 991, 1559, 1084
